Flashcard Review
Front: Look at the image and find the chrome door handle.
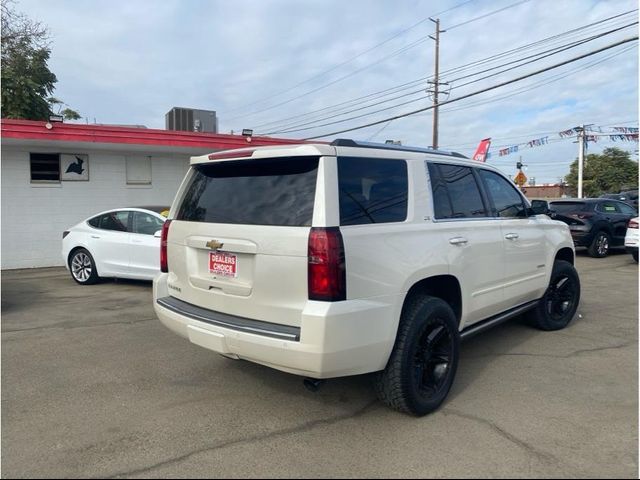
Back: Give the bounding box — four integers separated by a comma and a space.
505, 233, 519, 240
132, 239, 142, 244
91, 235, 100, 239
449, 237, 468, 245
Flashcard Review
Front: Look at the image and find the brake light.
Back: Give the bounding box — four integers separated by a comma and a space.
208, 149, 255, 160
62, 231, 69, 239
308, 227, 346, 301
160, 220, 172, 273
629, 219, 639, 229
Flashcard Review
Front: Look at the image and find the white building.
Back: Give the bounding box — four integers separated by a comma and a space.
1, 119, 299, 269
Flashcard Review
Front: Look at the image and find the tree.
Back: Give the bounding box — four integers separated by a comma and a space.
1, 0, 80, 120
564, 147, 638, 197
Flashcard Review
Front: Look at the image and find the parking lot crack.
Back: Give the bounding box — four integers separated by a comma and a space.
468, 341, 633, 360
2, 317, 156, 334
104, 400, 379, 479
442, 408, 560, 465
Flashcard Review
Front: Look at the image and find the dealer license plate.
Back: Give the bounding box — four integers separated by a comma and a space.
209, 252, 237, 277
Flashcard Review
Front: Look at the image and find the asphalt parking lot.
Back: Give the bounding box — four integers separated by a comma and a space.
2, 252, 638, 478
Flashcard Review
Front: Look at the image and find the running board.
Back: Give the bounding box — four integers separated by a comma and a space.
460, 300, 539, 341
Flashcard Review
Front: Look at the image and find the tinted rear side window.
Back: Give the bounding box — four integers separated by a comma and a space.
338, 157, 408, 225
428, 163, 487, 219
177, 157, 319, 226
478, 169, 526, 218
88, 211, 129, 231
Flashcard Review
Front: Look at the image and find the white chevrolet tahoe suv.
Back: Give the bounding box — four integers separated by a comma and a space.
153, 139, 580, 416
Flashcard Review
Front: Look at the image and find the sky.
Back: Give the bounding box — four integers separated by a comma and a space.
16, 0, 640, 184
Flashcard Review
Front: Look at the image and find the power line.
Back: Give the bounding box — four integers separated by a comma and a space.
249, 10, 637, 133
301, 36, 638, 140
221, 0, 479, 119
437, 42, 637, 114
448, 21, 637, 88
225, 35, 432, 123
366, 120, 394, 141
446, 0, 531, 30
259, 23, 635, 135
438, 9, 637, 78
225, 0, 535, 124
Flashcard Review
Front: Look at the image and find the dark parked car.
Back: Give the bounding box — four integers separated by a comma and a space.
549, 198, 638, 257
600, 191, 638, 209
620, 189, 639, 210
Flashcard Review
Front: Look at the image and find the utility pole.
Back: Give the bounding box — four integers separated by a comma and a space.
428, 18, 447, 150
577, 125, 585, 198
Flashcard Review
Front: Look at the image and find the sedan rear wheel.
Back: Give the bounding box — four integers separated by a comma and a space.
70, 249, 100, 285
588, 231, 610, 258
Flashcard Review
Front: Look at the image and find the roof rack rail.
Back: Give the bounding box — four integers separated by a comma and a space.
330, 138, 467, 159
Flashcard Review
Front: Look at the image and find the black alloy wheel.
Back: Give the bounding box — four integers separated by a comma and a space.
375, 295, 459, 416
528, 260, 580, 331
544, 273, 579, 324
413, 321, 454, 400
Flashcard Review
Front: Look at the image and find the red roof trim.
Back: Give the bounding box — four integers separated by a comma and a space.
0, 119, 311, 150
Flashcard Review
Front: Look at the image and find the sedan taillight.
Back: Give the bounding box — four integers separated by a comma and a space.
629, 219, 639, 229
160, 220, 172, 273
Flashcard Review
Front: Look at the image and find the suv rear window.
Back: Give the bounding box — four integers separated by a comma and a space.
176, 157, 319, 226
550, 202, 587, 213
338, 157, 408, 225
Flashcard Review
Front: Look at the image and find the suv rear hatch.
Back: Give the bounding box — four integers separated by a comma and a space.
550, 201, 590, 225
165, 151, 325, 328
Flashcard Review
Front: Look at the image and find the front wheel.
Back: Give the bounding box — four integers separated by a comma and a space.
69, 248, 100, 285
374, 296, 459, 416
527, 260, 580, 331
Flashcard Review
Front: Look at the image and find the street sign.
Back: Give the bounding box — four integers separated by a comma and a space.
514, 170, 527, 186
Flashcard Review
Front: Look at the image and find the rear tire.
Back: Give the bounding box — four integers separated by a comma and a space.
69, 248, 100, 285
527, 260, 580, 331
374, 295, 459, 416
587, 231, 610, 258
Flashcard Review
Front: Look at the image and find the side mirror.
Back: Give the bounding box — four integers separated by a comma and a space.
530, 199, 551, 215
154, 230, 162, 238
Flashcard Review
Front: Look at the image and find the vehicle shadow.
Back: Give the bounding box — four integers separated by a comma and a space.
213, 351, 377, 409
214, 314, 544, 413
99, 277, 153, 289
447, 315, 540, 403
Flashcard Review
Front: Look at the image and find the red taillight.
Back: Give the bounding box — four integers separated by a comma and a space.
62, 231, 70, 239
308, 227, 346, 301
629, 219, 639, 229
160, 220, 172, 273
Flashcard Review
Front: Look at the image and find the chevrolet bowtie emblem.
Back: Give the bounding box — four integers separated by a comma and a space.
206, 240, 224, 250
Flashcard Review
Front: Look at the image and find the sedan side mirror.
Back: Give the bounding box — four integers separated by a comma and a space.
530, 199, 551, 215
154, 230, 162, 238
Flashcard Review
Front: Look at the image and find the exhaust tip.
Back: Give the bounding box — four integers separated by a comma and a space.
303, 377, 325, 393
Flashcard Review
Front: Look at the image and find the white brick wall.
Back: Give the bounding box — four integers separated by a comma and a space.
1, 146, 189, 269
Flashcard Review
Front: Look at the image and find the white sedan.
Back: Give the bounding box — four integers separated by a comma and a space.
62, 207, 168, 284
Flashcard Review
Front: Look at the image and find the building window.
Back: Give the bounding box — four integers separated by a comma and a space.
126, 156, 152, 185
30, 153, 60, 182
